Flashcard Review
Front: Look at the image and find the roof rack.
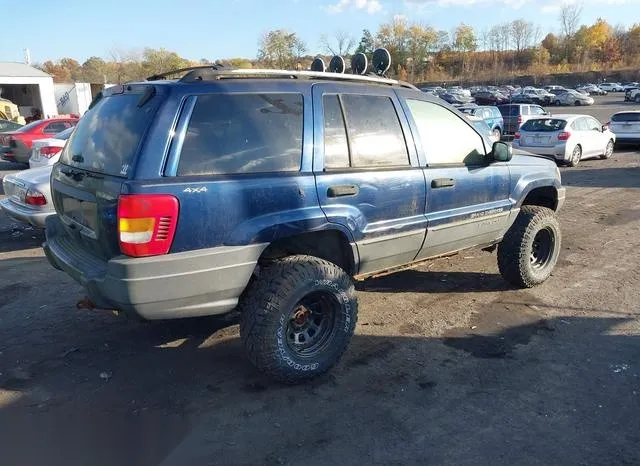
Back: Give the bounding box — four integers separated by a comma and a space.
147, 66, 416, 90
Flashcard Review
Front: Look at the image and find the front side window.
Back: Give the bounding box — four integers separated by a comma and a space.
406, 99, 486, 166
177, 93, 303, 176
340, 94, 409, 167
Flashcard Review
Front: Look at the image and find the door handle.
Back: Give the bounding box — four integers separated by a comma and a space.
431, 178, 456, 189
327, 185, 359, 197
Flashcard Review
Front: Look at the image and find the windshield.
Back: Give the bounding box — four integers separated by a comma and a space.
520, 118, 567, 132
60, 91, 161, 177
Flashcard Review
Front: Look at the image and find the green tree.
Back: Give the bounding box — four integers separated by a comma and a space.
257, 30, 306, 69
142, 48, 190, 76
80, 56, 108, 83
354, 29, 375, 55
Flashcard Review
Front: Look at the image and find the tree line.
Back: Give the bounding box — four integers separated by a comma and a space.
38, 6, 640, 85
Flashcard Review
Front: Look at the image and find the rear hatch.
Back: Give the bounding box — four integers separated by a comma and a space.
517, 118, 566, 147
609, 112, 640, 138
51, 84, 164, 261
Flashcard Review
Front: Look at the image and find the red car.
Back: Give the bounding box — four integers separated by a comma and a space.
0, 117, 78, 165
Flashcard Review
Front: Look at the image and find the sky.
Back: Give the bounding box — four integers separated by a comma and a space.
2, 0, 640, 64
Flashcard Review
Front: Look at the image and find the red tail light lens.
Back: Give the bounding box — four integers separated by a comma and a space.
514, 131, 521, 140
39, 146, 63, 158
558, 131, 571, 141
117, 194, 179, 257
25, 189, 47, 206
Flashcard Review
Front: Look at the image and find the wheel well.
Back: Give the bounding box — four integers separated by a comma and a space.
259, 230, 356, 275
522, 186, 558, 211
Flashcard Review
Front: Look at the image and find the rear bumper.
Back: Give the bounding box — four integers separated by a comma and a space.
43, 216, 267, 320
512, 142, 568, 160
612, 135, 640, 143
0, 198, 53, 228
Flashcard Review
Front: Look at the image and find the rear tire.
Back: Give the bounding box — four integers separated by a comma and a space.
635, 95, 640, 103
498, 206, 561, 288
239, 255, 357, 384
600, 139, 614, 159
574, 100, 581, 106
569, 144, 582, 167
555, 100, 561, 106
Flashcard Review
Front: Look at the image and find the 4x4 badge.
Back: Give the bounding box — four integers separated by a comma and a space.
183, 187, 207, 193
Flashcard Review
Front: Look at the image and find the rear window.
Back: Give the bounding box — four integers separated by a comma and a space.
60, 93, 160, 177
611, 113, 640, 122
177, 93, 303, 176
520, 119, 567, 132
498, 105, 518, 117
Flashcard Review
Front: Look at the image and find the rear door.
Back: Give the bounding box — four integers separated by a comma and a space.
312, 84, 427, 275
51, 84, 166, 260
399, 97, 512, 259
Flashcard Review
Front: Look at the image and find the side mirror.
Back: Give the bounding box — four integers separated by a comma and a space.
491, 141, 513, 162
601, 125, 607, 132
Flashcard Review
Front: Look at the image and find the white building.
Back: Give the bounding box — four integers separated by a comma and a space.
0, 62, 57, 119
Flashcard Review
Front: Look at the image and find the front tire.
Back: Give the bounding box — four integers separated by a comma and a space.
239, 255, 358, 384
498, 206, 562, 288
492, 128, 502, 141
555, 100, 561, 106
574, 100, 581, 106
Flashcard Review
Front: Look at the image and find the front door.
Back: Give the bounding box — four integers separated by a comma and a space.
312, 84, 427, 275
398, 97, 513, 259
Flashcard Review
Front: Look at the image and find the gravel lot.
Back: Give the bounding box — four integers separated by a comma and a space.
1, 95, 639, 466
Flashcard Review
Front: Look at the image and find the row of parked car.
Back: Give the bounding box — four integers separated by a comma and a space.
421, 82, 640, 106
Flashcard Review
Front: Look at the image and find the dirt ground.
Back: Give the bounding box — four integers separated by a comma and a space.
1, 97, 639, 466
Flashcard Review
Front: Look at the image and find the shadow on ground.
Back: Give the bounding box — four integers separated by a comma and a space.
1, 310, 639, 466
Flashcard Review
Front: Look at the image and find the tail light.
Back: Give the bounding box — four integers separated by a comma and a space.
39, 146, 63, 158
514, 132, 521, 140
117, 194, 179, 257
25, 189, 47, 206
604, 121, 610, 129
558, 131, 571, 141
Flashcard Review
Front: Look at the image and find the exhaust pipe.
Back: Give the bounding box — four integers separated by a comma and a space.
76, 297, 120, 316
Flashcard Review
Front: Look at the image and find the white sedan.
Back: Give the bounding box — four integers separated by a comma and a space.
29, 127, 73, 168
554, 90, 594, 106
599, 82, 625, 92
512, 114, 616, 167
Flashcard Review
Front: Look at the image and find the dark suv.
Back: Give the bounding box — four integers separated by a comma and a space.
498, 103, 550, 135
44, 67, 565, 383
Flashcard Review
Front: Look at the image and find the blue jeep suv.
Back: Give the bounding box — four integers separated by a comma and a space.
43, 65, 565, 383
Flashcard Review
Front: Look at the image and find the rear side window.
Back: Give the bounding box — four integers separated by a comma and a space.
571, 118, 589, 131
406, 99, 486, 166
520, 119, 567, 132
611, 113, 640, 122
44, 121, 70, 134
177, 93, 303, 176
61, 93, 161, 177
340, 94, 409, 167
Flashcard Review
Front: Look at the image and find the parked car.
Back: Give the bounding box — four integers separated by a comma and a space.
622, 82, 640, 91
472, 90, 510, 106
544, 85, 568, 95
607, 111, 640, 145
465, 115, 499, 142
599, 82, 625, 92
1, 165, 55, 228
625, 88, 640, 103
512, 114, 615, 167
446, 86, 471, 97
0, 119, 23, 133
554, 89, 595, 106
458, 105, 504, 140
43, 68, 565, 383
440, 92, 474, 105
498, 103, 550, 135
0, 117, 78, 164
511, 88, 555, 105
29, 127, 74, 168
576, 84, 606, 96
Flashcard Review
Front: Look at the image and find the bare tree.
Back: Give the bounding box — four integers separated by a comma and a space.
560, 2, 582, 38
511, 19, 535, 53
320, 31, 356, 56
